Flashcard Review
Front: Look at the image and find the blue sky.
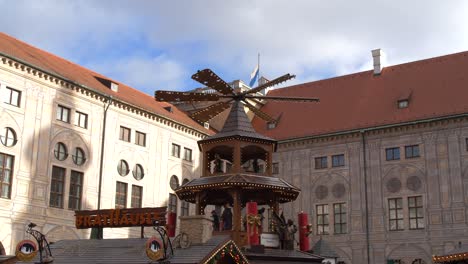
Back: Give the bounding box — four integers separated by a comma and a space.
1, 1, 468, 95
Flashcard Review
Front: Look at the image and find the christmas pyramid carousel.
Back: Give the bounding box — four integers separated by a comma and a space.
156, 69, 324, 263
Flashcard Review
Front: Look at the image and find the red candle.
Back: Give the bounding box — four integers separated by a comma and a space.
298, 212, 310, 251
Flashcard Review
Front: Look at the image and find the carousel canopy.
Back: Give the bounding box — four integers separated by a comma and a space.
176, 173, 300, 205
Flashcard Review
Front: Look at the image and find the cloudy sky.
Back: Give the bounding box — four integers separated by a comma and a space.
1, 1, 467, 94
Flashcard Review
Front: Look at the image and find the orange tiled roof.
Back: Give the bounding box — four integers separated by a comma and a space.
0, 32, 211, 134
252, 51, 468, 140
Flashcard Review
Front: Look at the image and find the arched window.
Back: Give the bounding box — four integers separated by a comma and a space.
72, 147, 86, 165
133, 164, 144, 180
117, 160, 129, 176
54, 142, 68, 161
0, 127, 17, 147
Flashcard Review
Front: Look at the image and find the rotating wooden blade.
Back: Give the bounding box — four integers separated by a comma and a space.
242, 73, 296, 95
192, 69, 235, 95
155, 90, 220, 102
243, 100, 276, 123
190, 101, 231, 122
245, 95, 320, 102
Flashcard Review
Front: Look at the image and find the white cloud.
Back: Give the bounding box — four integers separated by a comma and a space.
87, 54, 186, 93
1, 0, 468, 92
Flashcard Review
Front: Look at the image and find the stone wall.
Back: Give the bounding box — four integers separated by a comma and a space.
179, 215, 213, 244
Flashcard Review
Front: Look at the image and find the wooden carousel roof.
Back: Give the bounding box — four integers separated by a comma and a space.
433, 244, 468, 263
175, 174, 300, 204
198, 101, 276, 145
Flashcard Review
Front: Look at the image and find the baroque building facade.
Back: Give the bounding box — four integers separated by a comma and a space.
251, 50, 468, 264
1, 32, 468, 264
0, 33, 209, 255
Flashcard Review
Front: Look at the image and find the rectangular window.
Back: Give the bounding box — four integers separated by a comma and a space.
386, 147, 400, 161
316, 204, 329, 235
333, 203, 347, 234
68, 170, 83, 210
405, 145, 420, 159
172, 144, 180, 158
50, 166, 66, 208
0, 153, 14, 199
119, 126, 131, 142
181, 201, 189, 216
408, 196, 424, 229
56, 105, 70, 123
272, 162, 279, 174
315, 157, 327, 169
4, 87, 21, 107
183, 148, 192, 161
115, 181, 127, 209
135, 131, 146, 147
466, 138, 468, 151
332, 154, 345, 167
169, 193, 178, 213
131, 185, 143, 208
75, 111, 88, 129
388, 198, 404, 231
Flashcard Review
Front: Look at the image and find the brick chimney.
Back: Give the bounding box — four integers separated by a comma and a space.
371, 49, 385, 75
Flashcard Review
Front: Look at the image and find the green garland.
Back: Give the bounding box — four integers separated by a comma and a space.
205, 240, 248, 264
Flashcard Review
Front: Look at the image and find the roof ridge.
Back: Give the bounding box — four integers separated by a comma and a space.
0, 32, 124, 87
269, 50, 468, 95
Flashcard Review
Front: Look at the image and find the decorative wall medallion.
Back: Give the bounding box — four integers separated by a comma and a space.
315, 185, 328, 200
332, 183, 346, 198
386, 177, 402, 193
406, 176, 422, 191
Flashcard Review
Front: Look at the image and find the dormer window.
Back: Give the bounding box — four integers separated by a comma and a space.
267, 122, 276, 129
164, 106, 173, 113
110, 82, 118, 92
398, 99, 409, 109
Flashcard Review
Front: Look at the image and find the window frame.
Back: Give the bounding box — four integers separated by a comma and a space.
117, 160, 130, 176
131, 185, 143, 208
388, 197, 404, 231
72, 147, 86, 166
316, 204, 329, 235
272, 162, 279, 174
332, 154, 345, 168
75, 111, 88, 129
135, 131, 146, 147
0, 152, 14, 199
56, 105, 71, 123
0, 127, 17, 147
183, 147, 192, 162
50, 166, 66, 208
68, 170, 83, 210
132, 164, 144, 180
169, 193, 178, 213
119, 126, 131, 142
54, 142, 68, 161
405, 145, 420, 159
408, 196, 424, 230
180, 179, 190, 216
314, 156, 327, 169
172, 144, 181, 158
333, 203, 347, 234
115, 181, 128, 209
386, 147, 400, 161
4, 86, 21, 107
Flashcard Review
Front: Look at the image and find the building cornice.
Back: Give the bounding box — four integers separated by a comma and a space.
277, 114, 468, 150
0, 52, 210, 139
